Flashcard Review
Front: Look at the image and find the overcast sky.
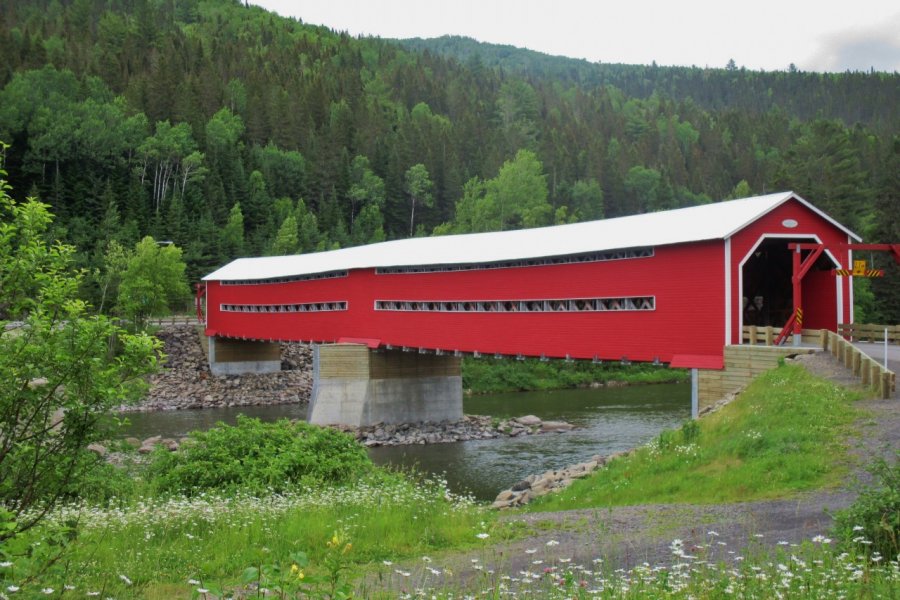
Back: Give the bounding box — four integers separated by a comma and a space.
253, 0, 900, 73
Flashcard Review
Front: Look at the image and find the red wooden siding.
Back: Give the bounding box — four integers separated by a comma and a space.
728, 198, 852, 343
204, 197, 855, 364
205, 240, 726, 363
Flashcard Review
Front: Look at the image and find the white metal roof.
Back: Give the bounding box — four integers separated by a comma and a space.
203, 191, 860, 281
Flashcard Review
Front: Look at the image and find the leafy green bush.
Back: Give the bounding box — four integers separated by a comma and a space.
148, 416, 371, 495
834, 452, 899, 561
61, 453, 138, 504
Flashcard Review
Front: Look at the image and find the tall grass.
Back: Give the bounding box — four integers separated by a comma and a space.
530, 364, 862, 510
11, 473, 488, 598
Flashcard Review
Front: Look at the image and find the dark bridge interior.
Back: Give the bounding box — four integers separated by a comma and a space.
741, 238, 835, 327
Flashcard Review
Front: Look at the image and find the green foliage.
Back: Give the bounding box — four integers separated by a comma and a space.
238, 534, 354, 600
10, 471, 485, 596
148, 416, 373, 495
404, 163, 433, 236
269, 214, 300, 255
462, 357, 687, 394
0, 2, 897, 313
0, 165, 160, 537
531, 364, 861, 510
442, 149, 551, 233
568, 178, 604, 221
221, 202, 246, 258
624, 165, 665, 211
117, 236, 191, 327
834, 452, 900, 561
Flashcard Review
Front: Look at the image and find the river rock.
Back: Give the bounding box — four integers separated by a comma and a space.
541, 420, 574, 432
510, 479, 532, 492
491, 446, 640, 508
342, 415, 575, 447
121, 324, 313, 412
495, 490, 516, 502
514, 415, 542, 427
86, 443, 108, 457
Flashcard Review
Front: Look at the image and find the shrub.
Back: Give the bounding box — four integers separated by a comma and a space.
148, 416, 371, 495
834, 452, 899, 561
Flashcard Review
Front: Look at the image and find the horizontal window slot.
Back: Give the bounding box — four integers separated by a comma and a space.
220, 301, 348, 313
374, 297, 655, 313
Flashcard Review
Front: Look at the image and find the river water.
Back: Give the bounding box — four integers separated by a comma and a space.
121, 382, 690, 500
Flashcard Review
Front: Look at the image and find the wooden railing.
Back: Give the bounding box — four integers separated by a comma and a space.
837, 323, 900, 344
741, 326, 824, 346
823, 330, 895, 399
145, 315, 199, 327
741, 325, 896, 399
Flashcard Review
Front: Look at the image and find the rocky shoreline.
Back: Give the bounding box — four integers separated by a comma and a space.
122, 325, 313, 412
339, 414, 574, 447
490, 451, 630, 509
92, 414, 576, 461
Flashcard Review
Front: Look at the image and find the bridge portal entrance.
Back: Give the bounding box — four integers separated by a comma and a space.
740, 238, 839, 332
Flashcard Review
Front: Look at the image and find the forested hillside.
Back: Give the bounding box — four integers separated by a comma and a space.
400, 36, 899, 128
0, 0, 898, 319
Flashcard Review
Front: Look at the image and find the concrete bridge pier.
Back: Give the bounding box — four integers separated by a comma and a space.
308, 344, 463, 427
207, 336, 282, 376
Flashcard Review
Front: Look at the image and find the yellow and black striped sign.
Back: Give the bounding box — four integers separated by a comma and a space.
833, 269, 884, 277
833, 259, 884, 277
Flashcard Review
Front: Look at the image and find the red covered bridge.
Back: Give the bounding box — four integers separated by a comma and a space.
200, 192, 864, 425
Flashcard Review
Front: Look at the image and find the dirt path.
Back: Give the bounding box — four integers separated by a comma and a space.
404, 350, 898, 587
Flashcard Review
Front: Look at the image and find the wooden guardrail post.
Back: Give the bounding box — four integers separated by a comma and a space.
748, 325, 757, 346
861, 357, 870, 386
852, 348, 861, 376
872, 361, 881, 392
881, 371, 891, 400
819, 329, 827, 350
765, 326, 774, 346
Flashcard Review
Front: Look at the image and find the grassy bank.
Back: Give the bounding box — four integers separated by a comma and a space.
12, 472, 490, 599
6, 365, 890, 599
529, 363, 863, 511
462, 357, 688, 394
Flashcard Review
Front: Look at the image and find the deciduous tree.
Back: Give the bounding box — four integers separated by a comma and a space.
0, 166, 159, 539
117, 236, 191, 328
404, 163, 433, 236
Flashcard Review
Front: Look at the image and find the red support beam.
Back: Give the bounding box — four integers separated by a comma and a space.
786, 242, 899, 343
791, 245, 823, 337
195, 283, 207, 323
789, 243, 900, 265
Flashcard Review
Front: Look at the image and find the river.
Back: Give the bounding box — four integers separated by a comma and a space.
121, 382, 690, 500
